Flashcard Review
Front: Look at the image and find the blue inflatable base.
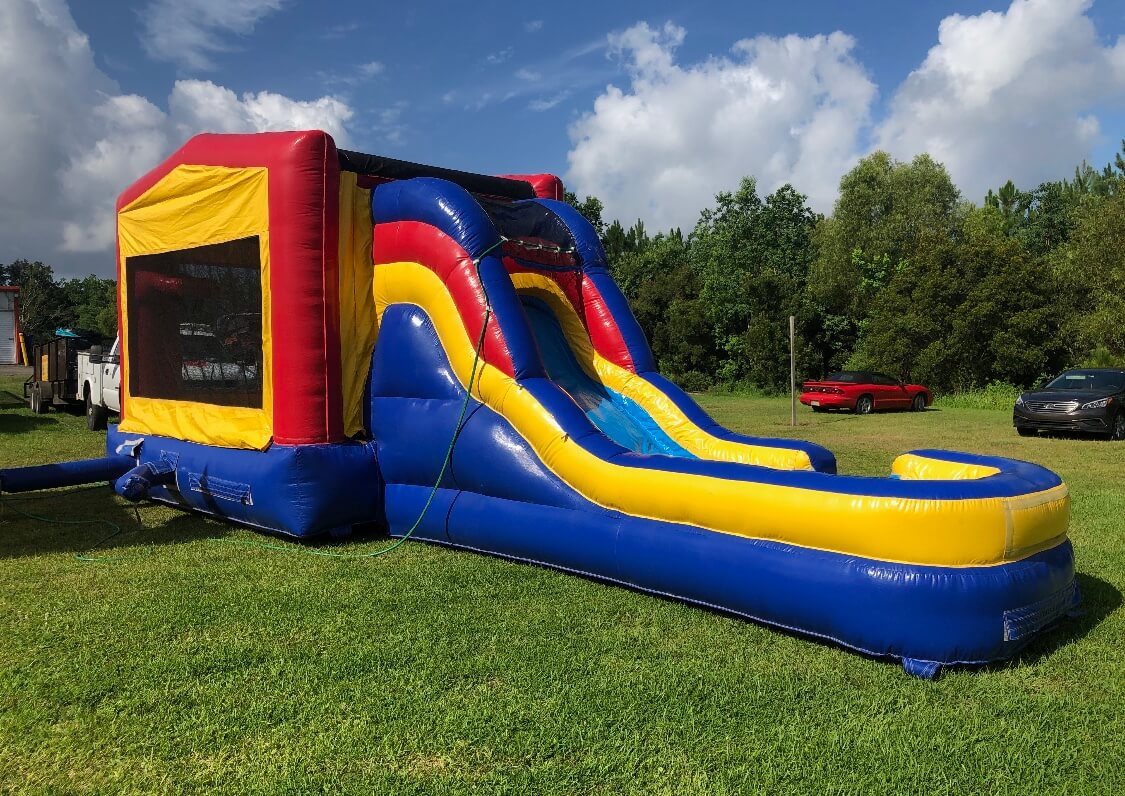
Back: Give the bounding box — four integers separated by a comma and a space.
105, 427, 382, 539
381, 481, 1078, 676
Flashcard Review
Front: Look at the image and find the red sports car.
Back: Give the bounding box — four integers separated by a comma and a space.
800, 371, 931, 414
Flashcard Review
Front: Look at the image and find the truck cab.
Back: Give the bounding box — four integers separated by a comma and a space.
77, 337, 120, 430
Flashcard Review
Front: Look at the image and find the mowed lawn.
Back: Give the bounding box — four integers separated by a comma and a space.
0, 375, 1121, 794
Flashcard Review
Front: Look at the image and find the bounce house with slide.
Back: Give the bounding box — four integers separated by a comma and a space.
0, 131, 1078, 678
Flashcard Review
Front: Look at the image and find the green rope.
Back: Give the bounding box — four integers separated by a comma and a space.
219, 238, 503, 560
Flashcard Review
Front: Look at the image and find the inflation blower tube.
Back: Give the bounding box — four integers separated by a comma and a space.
0, 455, 136, 494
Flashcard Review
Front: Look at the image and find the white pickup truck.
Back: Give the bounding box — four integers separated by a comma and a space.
76, 338, 120, 430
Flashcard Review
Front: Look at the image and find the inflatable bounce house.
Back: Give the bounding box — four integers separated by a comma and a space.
0, 131, 1079, 677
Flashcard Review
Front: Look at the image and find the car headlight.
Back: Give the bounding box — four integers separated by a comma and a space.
1080, 397, 1112, 410
1015, 395, 1025, 407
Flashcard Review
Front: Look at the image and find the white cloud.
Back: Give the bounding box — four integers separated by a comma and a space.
0, 0, 354, 272
317, 60, 387, 88
529, 91, 570, 112
358, 61, 384, 78
525, 20, 544, 33
566, 22, 875, 229
486, 46, 514, 65
372, 104, 408, 146
568, 2, 1125, 231
140, 0, 285, 72
876, 0, 1125, 202
167, 80, 352, 143
515, 67, 542, 82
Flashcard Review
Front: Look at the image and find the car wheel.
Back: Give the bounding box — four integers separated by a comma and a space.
812, 406, 827, 413
1110, 412, 1125, 442
911, 394, 926, 412
86, 390, 108, 431
1017, 427, 1037, 437
855, 395, 873, 415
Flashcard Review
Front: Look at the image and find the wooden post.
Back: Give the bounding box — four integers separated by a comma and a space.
789, 315, 797, 426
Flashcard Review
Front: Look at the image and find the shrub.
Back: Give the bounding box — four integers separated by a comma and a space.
934, 381, 1021, 411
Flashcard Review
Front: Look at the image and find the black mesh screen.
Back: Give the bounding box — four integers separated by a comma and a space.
125, 237, 264, 408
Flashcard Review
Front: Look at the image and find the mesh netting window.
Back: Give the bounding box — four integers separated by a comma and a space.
126, 237, 264, 408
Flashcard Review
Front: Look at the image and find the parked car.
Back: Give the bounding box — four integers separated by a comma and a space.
1013, 368, 1125, 440
800, 371, 931, 415
179, 323, 258, 386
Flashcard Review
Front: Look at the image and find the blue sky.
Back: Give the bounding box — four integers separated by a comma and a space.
3, 0, 1125, 276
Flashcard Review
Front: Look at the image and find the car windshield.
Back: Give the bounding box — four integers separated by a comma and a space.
1044, 371, 1125, 392
825, 372, 865, 383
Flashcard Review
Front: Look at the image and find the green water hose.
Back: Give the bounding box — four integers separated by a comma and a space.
218, 238, 503, 559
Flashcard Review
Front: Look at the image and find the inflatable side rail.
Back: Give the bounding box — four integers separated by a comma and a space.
368, 174, 1078, 676
372, 179, 836, 474
540, 196, 839, 471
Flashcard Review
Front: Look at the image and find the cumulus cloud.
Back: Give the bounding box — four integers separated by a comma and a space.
140, 0, 285, 72
0, 0, 353, 273
568, 2, 1125, 231
876, 0, 1125, 202
567, 22, 875, 229
167, 80, 352, 143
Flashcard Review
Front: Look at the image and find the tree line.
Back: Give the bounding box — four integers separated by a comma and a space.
566, 144, 1125, 394
0, 261, 117, 344
6, 144, 1124, 394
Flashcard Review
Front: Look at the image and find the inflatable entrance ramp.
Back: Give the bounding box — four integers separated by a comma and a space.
1, 131, 1077, 678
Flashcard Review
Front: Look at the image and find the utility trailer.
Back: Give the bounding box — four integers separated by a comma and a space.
24, 333, 105, 415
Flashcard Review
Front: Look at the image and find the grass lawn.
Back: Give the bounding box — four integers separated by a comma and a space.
1, 375, 1121, 794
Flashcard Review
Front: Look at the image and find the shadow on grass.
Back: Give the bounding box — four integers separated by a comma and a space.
0, 485, 393, 561
0, 413, 62, 434
0, 486, 233, 559
999, 571, 1122, 669
1033, 430, 1118, 443
0, 390, 28, 409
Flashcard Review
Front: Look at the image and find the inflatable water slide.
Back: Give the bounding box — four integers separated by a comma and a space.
0, 132, 1077, 677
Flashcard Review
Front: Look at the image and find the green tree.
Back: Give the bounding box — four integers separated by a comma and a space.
3, 260, 71, 343
563, 191, 606, 240
809, 152, 961, 370
850, 206, 1069, 390
613, 230, 717, 385
1054, 190, 1125, 362
691, 179, 819, 389
60, 275, 118, 337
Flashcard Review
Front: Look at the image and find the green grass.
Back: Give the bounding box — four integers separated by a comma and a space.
1, 376, 1122, 794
